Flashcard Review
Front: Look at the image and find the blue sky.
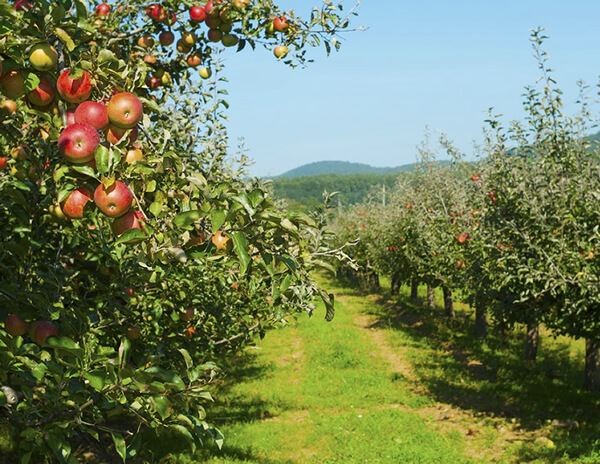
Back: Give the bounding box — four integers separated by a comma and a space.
220, 1, 600, 177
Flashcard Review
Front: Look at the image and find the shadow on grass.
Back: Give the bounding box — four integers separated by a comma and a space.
342, 277, 600, 463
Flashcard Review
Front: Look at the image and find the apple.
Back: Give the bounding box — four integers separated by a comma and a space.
176, 39, 192, 54
29, 43, 58, 72
162, 11, 176, 26
49, 203, 67, 220
1, 99, 17, 114
181, 31, 197, 46
126, 326, 141, 340
207, 29, 222, 43
74, 101, 109, 130
60, 187, 93, 219
106, 124, 138, 145
273, 45, 289, 59
457, 233, 471, 244
159, 31, 175, 46
233, 0, 249, 9
179, 308, 194, 321
199, 67, 212, 79
137, 35, 154, 48
27, 76, 55, 107
143, 54, 157, 64
57, 69, 92, 104
111, 210, 145, 239
220, 22, 233, 33
94, 180, 133, 217
11, 145, 28, 161
10, 165, 27, 180
30, 321, 58, 345
58, 123, 100, 163
204, 0, 217, 15
159, 72, 171, 86
205, 15, 221, 29
221, 33, 239, 47
1, 70, 25, 99
190, 5, 206, 22
125, 148, 143, 164
146, 3, 166, 21
273, 16, 289, 32
145, 75, 161, 89
65, 110, 76, 126
95, 3, 111, 16
186, 53, 202, 67
212, 230, 232, 252
0, 157, 7, 170
4, 314, 28, 336
107, 92, 143, 129
14, 0, 32, 11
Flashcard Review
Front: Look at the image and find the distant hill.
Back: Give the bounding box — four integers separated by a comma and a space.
275, 161, 416, 178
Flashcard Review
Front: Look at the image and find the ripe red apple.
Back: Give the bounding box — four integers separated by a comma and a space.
94, 180, 133, 217
57, 70, 92, 104
27, 76, 55, 107
65, 110, 76, 126
162, 11, 176, 26
179, 308, 194, 321
137, 35, 154, 48
74, 101, 109, 130
186, 53, 202, 67
126, 326, 141, 340
106, 124, 138, 145
190, 5, 206, 22
60, 187, 93, 219
1, 70, 26, 99
145, 75, 161, 89
273, 45, 289, 59
159, 31, 175, 46
111, 210, 145, 239
207, 29, 222, 43
4, 314, 28, 336
204, 0, 217, 15
146, 3, 166, 21
273, 16, 289, 32
205, 15, 222, 29
30, 321, 58, 345
58, 123, 100, 163
0, 157, 7, 170
95, 3, 111, 16
107, 92, 143, 129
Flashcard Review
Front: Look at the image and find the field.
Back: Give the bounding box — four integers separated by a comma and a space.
153, 275, 600, 464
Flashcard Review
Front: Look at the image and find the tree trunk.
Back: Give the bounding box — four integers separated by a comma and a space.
443, 287, 455, 319
410, 279, 418, 302
474, 301, 487, 338
584, 338, 600, 391
524, 321, 539, 361
427, 284, 435, 308
370, 272, 380, 290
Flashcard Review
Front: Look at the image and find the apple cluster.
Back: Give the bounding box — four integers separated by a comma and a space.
4, 313, 58, 346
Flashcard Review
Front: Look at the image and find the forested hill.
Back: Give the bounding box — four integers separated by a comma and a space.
271, 173, 400, 210
275, 161, 415, 178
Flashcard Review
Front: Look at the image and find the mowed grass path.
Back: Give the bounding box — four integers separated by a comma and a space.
172, 275, 599, 464
185, 278, 484, 464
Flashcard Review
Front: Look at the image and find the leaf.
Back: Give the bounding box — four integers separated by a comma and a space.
118, 337, 131, 369
231, 231, 251, 275
115, 229, 147, 245
211, 208, 226, 232
173, 210, 202, 228
71, 165, 98, 179
232, 194, 255, 216
98, 49, 117, 64
167, 425, 196, 452
110, 432, 127, 463
83, 370, 106, 392
47, 431, 71, 463
152, 396, 171, 420
178, 348, 193, 370
317, 287, 335, 322
55, 27, 75, 51
46, 336, 84, 359
149, 201, 163, 217
95, 144, 111, 175
23, 72, 40, 92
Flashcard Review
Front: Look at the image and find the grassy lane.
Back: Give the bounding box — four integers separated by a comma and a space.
179, 279, 474, 464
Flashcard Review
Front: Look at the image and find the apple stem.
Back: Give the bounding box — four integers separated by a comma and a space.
129, 188, 149, 221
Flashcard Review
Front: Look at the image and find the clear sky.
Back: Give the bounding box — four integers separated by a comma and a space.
219, 1, 600, 177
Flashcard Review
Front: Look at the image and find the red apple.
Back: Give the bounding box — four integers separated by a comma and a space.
159, 30, 175, 46
207, 29, 222, 42
179, 308, 194, 321
190, 5, 206, 22
74, 101, 109, 130
58, 123, 100, 163
66, 110, 76, 126
26, 76, 55, 107
105, 124, 138, 145
94, 180, 133, 217
0, 157, 7, 171
4, 314, 28, 336
14, 0, 32, 11
60, 187, 93, 219
146, 3, 166, 21
1, 70, 26, 99
111, 210, 146, 239
95, 3, 111, 16
57, 70, 92, 104
107, 92, 143, 129
205, 15, 221, 29
30, 321, 58, 345
273, 16, 289, 32
186, 53, 202, 67
145, 75, 161, 89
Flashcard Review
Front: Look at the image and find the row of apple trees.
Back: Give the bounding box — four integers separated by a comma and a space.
0, 0, 356, 462
333, 30, 600, 392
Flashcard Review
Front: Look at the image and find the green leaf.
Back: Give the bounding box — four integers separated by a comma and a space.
55, 27, 75, 51
47, 431, 71, 463
232, 194, 255, 217
149, 201, 163, 217
167, 425, 196, 453
211, 208, 226, 232
46, 336, 84, 359
118, 337, 131, 369
231, 231, 251, 275
23, 72, 40, 92
152, 396, 171, 420
71, 165, 98, 179
110, 432, 127, 463
115, 229, 147, 245
317, 287, 335, 321
178, 348, 193, 370
83, 370, 106, 392
173, 210, 202, 228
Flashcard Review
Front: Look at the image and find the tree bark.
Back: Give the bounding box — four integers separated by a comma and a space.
474, 301, 487, 338
370, 272, 380, 290
443, 287, 455, 319
410, 279, 419, 302
584, 338, 600, 391
427, 284, 435, 308
524, 321, 539, 361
